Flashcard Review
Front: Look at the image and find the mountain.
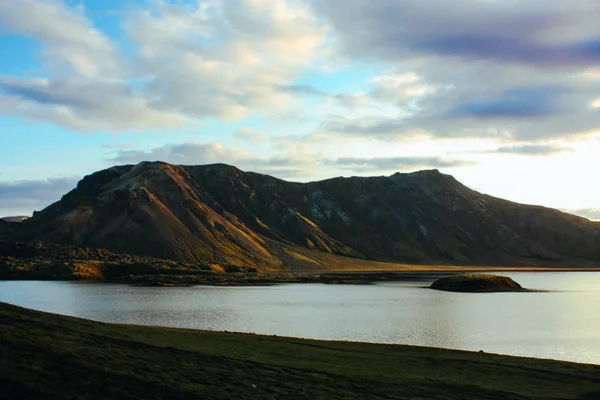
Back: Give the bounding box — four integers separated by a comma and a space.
2, 161, 600, 270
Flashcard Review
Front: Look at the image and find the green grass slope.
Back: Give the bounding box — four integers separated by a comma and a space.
1, 302, 599, 399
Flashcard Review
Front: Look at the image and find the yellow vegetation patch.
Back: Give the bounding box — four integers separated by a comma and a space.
229, 225, 270, 256
72, 262, 104, 280
255, 218, 271, 231
210, 264, 226, 274
296, 213, 321, 230
283, 248, 321, 265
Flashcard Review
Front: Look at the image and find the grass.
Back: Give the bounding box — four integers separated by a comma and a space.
1, 302, 599, 399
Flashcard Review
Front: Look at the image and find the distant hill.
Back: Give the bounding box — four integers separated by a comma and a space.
1, 216, 29, 223
2, 161, 600, 270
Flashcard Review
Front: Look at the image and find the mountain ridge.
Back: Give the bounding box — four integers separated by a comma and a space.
2, 161, 599, 270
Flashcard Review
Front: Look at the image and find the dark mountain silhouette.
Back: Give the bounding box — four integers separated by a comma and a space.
2, 161, 600, 270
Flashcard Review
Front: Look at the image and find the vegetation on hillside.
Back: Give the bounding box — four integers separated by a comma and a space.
0, 240, 214, 280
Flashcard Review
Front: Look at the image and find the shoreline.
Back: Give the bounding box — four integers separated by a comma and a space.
3, 267, 600, 286
83, 267, 600, 287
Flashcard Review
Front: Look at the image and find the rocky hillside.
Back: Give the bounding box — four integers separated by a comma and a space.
2, 161, 600, 269
0, 240, 214, 281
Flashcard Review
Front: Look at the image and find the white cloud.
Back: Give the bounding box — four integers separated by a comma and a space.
0, 0, 326, 131
0, 0, 121, 78
368, 73, 436, 103
2, 0, 599, 143
125, 0, 325, 121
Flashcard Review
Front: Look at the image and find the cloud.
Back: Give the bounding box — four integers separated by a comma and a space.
109, 141, 473, 182
0, 176, 79, 216
449, 86, 566, 119
281, 72, 433, 111
111, 141, 322, 179
329, 156, 474, 172
313, 0, 600, 67
233, 127, 267, 143
312, 69, 600, 142
310, 1, 600, 141
280, 84, 327, 97
318, 115, 421, 139
0, 0, 121, 78
281, 84, 371, 109
110, 141, 305, 177
563, 208, 600, 221
0, 77, 186, 131
0, 0, 325, 131
112, 142, 253, 166
3, 0, 600, 146
121, 0, 325, 121
489, 144, 571, 156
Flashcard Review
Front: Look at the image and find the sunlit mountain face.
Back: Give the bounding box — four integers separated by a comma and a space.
1, 0, 600, 219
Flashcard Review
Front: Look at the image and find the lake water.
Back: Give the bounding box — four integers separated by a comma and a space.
1, 272, 599, 364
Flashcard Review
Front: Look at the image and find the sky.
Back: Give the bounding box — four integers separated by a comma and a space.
1, 0, 600, 219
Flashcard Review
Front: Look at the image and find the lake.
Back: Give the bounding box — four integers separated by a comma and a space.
1, 272, 599, 364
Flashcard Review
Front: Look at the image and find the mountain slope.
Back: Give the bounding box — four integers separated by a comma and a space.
3, 161, 600, 269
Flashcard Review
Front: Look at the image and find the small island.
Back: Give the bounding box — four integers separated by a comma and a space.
430, 273, 524, 292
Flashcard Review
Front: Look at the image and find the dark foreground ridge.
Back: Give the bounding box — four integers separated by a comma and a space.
1, 302, 599, 399
430, 273, 524, 292
2, 161, 600, 271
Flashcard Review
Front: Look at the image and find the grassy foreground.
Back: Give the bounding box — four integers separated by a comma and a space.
1, 303, 599, 400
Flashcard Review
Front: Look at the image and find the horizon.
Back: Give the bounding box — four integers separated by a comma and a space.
1, 0, 600, 218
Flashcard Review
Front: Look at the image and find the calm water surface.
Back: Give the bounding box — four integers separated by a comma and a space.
1, 272, 599, 364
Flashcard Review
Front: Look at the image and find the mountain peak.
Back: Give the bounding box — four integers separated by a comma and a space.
392, 168, 445, 179
388, 168, 470, 195
407, 168, 441, 175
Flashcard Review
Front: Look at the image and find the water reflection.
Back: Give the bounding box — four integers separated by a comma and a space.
1, 272, 599, 364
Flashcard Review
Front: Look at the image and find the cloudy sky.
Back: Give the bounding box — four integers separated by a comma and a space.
1, 0, 600, 219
